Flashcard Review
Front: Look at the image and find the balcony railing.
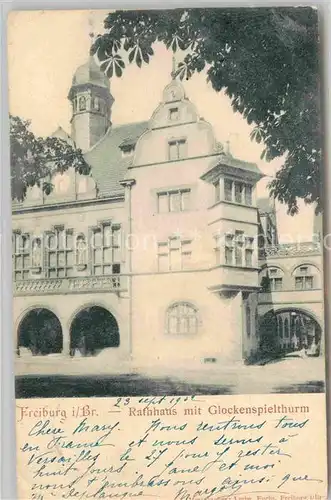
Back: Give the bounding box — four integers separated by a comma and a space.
13, 275, 127, 296
259, 241, 321, 260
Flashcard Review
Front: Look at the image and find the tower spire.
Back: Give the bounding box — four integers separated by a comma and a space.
171, 54, 176, 79
88, 11, 95, 45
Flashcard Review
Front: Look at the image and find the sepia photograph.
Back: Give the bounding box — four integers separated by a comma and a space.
8, 8, 325, 399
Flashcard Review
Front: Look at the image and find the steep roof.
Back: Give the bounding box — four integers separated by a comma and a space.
84, 121, 149, 197
71, 56, 110, 90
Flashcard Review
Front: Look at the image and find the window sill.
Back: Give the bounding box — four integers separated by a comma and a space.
208, 200, 256, 210
212, 264, 260, 272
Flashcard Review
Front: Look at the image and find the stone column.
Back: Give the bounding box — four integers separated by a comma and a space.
61, 324, 71, 356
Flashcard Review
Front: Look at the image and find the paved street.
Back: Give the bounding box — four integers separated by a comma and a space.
16, 356, 325, 398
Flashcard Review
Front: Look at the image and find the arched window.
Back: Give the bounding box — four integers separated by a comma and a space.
166, 302, 198, 335
293, 264, 319, 290
79, 96, 86, 111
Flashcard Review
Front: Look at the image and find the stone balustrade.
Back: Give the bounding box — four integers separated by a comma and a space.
13, 275, 127, 296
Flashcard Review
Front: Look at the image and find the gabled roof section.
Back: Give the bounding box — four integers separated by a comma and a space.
200, 153, 264, 184
51, 126, 75, 147
84, 121, 149, 197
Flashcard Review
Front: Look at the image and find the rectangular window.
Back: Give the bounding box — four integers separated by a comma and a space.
295, 277, 304, 290
234, 231, 244, 266
234, 182, 244, 204
245, 185, 253, 205
224, 179, 233, 201
178, 140, 187, 158
168, 139, 187, 160
181, 190, 191, 211
157, 238, 192, 271
225, 234, 234, 265
91, 224, 121, 276
214, 236, 221, 265
169, 142, 178, 161
181, 251, 192, 270
245, 249, 253, 267
305, 276, 313, 289
271, 277, 283, 291
214, 181, 221, 203
157, 189, 191, 213
158, 193, 169, 213
169, 191, 181, 212
45, 228, 74, 278
245, 237, 254, 267
225, 247, 233, 265
13, 233, 31, 281
169, 107, 179, 121
158, 253, 168, 272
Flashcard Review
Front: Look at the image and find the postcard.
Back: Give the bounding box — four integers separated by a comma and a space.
8, 8, 327, 500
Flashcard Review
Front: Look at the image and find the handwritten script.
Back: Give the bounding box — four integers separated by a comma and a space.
16, 395, 327, 500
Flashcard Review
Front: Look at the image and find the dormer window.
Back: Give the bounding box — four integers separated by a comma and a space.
168, 139, 187, 161
119, 139, 136, 158
121, 145, 135, 157
169, 107, 179, 121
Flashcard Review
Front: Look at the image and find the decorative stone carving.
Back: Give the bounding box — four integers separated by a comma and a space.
31, 239, 42, 272
259, 242, 321, 259
76, 236, 87, 270
68, 276, 121, 291
15, 279, 62, 294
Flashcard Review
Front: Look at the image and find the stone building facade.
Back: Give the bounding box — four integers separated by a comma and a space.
12, 56, 324, 374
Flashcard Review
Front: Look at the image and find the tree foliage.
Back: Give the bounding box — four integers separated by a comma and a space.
91, 8, 321, 214
10, 115, 90, 201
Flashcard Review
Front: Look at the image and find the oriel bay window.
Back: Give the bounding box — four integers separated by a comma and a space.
222, 178, 253, 206
224, 179, 233, 201
224, 234, 234, 265
223, 231, 254, 268
45, 227, 74, 278
245, 237, 254, 267
157, 189, 191, 213
234, 182, 244, 204
91, 223, 121, 275
234, 231, 244, 266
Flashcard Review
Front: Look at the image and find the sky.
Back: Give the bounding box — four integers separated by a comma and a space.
7, 9, 317, 242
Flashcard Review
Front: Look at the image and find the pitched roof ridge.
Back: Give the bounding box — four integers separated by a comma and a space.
112, 120, 149, 130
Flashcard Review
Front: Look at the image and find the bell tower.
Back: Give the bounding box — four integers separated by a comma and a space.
68, 32, 114, 152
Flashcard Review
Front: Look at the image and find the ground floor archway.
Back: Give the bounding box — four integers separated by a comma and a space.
70, 306, 120, 357
18, 308, 63, 355
259, 308, 322, 357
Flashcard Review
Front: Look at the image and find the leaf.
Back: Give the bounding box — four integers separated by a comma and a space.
136, 49, 142, 68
